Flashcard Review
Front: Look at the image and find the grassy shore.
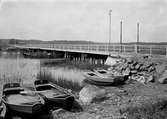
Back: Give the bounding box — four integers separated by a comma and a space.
124, 97, 167, 119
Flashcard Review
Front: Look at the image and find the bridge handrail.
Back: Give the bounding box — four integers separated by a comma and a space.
16, 43, 167, 56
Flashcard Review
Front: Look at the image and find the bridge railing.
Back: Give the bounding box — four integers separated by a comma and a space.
18, 43, 167, 56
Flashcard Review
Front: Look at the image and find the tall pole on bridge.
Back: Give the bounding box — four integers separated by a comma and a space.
120, 21, 123, 52
108, 9, 112, 55
137, 22, 139, 53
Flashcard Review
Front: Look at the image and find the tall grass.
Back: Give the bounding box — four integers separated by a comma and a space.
0, 58, 40, 87
37, 69, 83, 92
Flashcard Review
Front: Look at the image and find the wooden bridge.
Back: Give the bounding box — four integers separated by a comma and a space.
13, 43, 167, 64
15, 43, 167, 56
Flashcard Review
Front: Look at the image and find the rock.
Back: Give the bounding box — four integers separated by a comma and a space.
95, 115, 101, 119
126, 57, 133, 64
121, 63, 129, 71
132, 61, 138, 67
156, 64, 166, 75
158, 70, 167, 84
139, 65, 146, 71
130, 70, 138, 74
147, 75, 154, 82
129, 64, 135, 70
148, 66, 155, 72
108, 66, 114, 71
133, 75, 146, 84
105, 56, 120, 66
135, 63, 141, 70
52, 108, 66, 114
51, 108, 64, 118
79, 85, 106, 105
122, 68, 131, 76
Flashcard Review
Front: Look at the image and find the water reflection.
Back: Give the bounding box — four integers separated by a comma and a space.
0, 52, 84, 86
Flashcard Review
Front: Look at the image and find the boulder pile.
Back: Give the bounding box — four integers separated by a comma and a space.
108, 56, 157, 84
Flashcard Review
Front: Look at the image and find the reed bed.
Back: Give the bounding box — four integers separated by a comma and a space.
37, 69, 84, 92
0, 58, 40, 87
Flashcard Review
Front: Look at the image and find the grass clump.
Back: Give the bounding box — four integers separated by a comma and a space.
51, 76, 83, 92
125, 98, 167, 119
37, 70, 83, 92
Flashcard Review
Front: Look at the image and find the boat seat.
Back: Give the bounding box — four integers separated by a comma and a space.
34, 80, 49, 85
37, 90, 66, 98
35, 84, 53, 91
3, 87, 24, 95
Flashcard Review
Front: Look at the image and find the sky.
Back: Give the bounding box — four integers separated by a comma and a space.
0, 0, 167, 43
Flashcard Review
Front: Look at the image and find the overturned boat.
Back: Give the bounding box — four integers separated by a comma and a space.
2, 83, 45, 115
34, 79, 75, 110
83, 71, 127, 86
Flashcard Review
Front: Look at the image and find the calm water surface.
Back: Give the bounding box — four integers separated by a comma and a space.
0, 52, 84, 87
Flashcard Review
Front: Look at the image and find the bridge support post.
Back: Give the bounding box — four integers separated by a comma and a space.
135, 44, 138, 53
64, 52, 67, 58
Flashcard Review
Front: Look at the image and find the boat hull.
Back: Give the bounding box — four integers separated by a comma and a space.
44, 95, 74, 110
84, 78, 115, 86
3, 102, 44, 114
83, 71, 126, 86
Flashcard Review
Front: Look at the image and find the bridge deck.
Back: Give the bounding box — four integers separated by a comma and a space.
15, 44, 167, 57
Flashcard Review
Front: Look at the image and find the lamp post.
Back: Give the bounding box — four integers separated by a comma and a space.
108, 9, 112, 55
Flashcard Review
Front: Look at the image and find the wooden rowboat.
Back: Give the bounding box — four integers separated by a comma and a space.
34, 79, 74, 110
2, 83, 45, 115
83, 71, 126, 86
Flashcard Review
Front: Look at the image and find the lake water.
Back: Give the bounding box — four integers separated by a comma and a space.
0, 51, 85, 90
